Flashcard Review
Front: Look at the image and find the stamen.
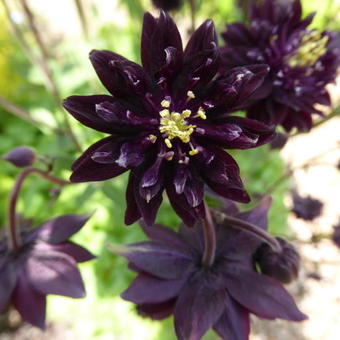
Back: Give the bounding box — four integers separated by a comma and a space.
288, 31, 329, 68
194, 107, 207, 120
159, 109, 170, 117
189, 142, 199, 156
161, 99, 171, 108
148, 134, 157, 143
165, 138, 172, 148
187, 91, 195, 99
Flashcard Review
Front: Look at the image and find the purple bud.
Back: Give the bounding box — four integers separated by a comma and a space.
269, 133, 288, 150
152, 0, 183, 11
255, 238, 300, 284
3, 146, 36, 168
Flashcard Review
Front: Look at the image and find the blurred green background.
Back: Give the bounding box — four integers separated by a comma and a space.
0, 0, 339, 339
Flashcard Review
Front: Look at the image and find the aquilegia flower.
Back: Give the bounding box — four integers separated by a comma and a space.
63, 12, 275, 227
111, 198, 306, 339
0, 214, 95, 329
221, 0, 339, 132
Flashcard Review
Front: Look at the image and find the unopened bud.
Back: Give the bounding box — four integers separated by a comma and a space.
2, 146, 36, 168
152, 0, 183, 11
255, 237, 300, 284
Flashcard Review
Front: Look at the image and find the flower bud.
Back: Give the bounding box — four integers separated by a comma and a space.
255, 237, 300, 284
152, 0, 183, 11
2, 146, 37, 168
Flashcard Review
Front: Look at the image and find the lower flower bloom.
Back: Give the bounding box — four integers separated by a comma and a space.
111, 199, 307, 340
0, 214, 95, 329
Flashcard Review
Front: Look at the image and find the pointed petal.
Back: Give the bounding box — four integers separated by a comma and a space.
121, 272, 185, 304
0, 260, 18, 312
213, 293, 250, 340
174, 277, 227, 340
125, 172, 142, 225
63, 95, 118, 133
224, 266, 307, 321
137, 299, 176, 320
48, 242, 96, 263
27, 250, 85, 298
13, 271, 46, 329
108, 241, 193, 280
141, 12, 183, 77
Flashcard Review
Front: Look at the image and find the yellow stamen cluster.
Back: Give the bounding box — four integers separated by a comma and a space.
158, 95, 206, 156
288, 31, 329, 68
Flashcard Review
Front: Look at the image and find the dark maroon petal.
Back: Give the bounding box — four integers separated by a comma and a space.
140, 221, 189, 250
109, 241, 193, 280
27, 250, 86, 298
174, 277, 227, 340
36, 214, 90, 244
0, 260, 18, 312
48, 242, 96, 263
137, 299, 176, 320
13, 271, 46, 329
213, 293, 250, 340
200, 148, 250, 203
63, 95, 118, 133
125, 172, 142, 225
89, 50, 149, 97
71, 139, 127, 183
178, 222, 205, 253
141, 12, 183, 77
222, 23, 254, 47
224, 266, 307, 321
121, 272, 185, 304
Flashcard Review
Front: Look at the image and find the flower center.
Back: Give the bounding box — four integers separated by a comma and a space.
156, 92, 206, 156
288, 31, 329, 68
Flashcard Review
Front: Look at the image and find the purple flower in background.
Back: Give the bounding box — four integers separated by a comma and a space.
221, 0, 339, 132
152, 0, 183, 11
111, 198, 306, 339
64, 12, 275, 227
332, 221, 340, 248
292, 191, 323, 221
0, 214, 95, 329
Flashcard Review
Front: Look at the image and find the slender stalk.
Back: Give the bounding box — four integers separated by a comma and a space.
74, 0, 89, 40
0, 95, 50, 130
214, 211, 282, 253
9, 0, 82, 151
202, 203, 216, 267
188, 0, 196, 33
7, 167, 70, 251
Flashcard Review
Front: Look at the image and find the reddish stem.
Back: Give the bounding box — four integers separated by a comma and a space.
202, 203, 216, 267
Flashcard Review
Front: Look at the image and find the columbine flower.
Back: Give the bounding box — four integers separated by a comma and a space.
63, 12, 275, 226
111, 198, 306, 339
292, 191, 323, 221
0, 214, 95, 329
152, 0, 183, 11
220, 0, 339, 132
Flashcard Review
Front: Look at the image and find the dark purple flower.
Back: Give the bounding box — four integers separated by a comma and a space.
0, 214, 95, 329
2, 146, 37, 168
152, 0, 183, 11
254, 237, 300, 283
220, 0, 339, 132
269, 132, 288, 150
111, 198, 307, 339
63, 12, 275, 227
292, 191, 323, 221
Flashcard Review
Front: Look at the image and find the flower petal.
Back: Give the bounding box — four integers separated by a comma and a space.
141, 12, 183, 77
109, 241, 193, 280
48, 241, 96, 263
125, 172, 142, 225
213, 293, 250, 340
35, 214, 91, 244
27, 250, 86, 298
137, 299, 176, 320
174, 276, 227, 340
71, 138, 127, 183
121, 272, 186, 304
13, 271, 46, 329
0, 259, 18, 312
224, 266, 307, 321
63, 95, 120, 133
